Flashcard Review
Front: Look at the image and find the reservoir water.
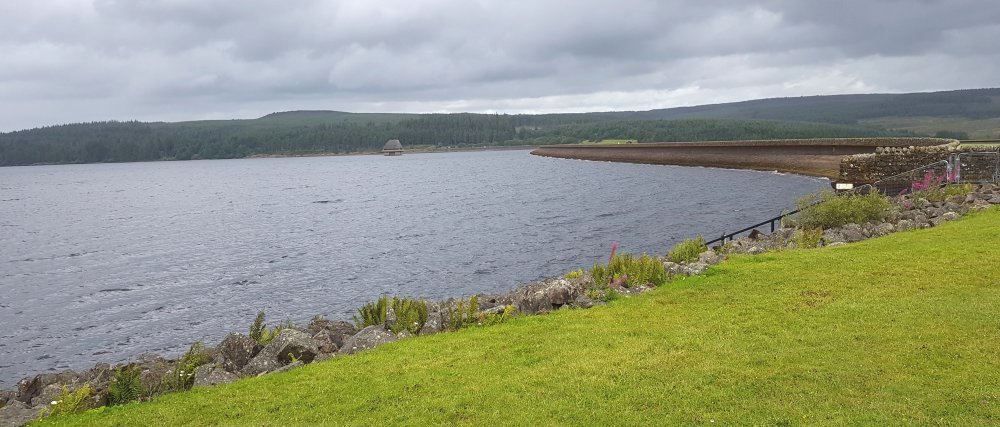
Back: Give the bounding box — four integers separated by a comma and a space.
0, 150, 826, 387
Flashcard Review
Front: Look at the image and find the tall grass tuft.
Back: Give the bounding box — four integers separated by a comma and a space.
591, 253, 668, 288
793, 228, 823, 249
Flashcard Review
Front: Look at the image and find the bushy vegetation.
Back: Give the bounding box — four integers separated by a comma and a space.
667, 236, 707, 264
354, 297, 429, 334
249, 311, 294, 345
163, 341, 213, 391
40, 384, 93, 419
793, 228, 823, 249
564, 269, 584, 280
794, 190, 892, 229
590, 253, 669, 288
107, 366, 142, 406
354, 298, 389, 329
444, 295, 480, 331
389, 298, 429, 335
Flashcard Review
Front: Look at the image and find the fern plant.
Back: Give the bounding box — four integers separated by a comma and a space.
354, 296, 389, 329
163, 341, 213, 391
249, 311, 266, 343
40, 384, 93, 419
108, 366, 142, 406
389, 297, 429, 335
445, 295, 480, 331
249, 311, 293, 345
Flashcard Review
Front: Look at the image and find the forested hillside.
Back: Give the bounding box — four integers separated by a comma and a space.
1, 88, 997, 166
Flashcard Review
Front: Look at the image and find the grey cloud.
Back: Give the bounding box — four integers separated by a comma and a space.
0, 0, 998, 131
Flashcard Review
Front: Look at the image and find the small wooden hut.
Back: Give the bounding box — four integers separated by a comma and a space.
382, 139, 403, 156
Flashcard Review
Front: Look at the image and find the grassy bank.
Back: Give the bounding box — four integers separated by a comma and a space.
42, 208, 1000, 425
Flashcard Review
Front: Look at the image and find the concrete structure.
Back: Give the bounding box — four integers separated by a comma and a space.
530, 138, 952, 179
382, 139, 403, 156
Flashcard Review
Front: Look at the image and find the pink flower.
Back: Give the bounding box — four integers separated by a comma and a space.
608, 241, 618, 264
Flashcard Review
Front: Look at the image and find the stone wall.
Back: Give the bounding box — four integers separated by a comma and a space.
839, 143, 999, 185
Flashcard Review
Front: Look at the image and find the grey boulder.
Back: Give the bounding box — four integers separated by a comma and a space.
217, 333, 260, 373
193, 364, 238, 387
0, 400, 43, 427
307, 319, 358, 348
419, 311, 444, 336
508, 278, 584, 315
337, 326, 398, 355
241, 329, 320, 376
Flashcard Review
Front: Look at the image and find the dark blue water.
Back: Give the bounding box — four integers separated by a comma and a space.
0, 150, 826, 387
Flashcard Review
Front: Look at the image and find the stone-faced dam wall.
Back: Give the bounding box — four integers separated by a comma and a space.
530, 138, 953, 179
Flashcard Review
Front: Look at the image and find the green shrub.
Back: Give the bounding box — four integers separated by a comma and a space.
40, 384, 93, 419
390, 297, 429, 335
591, 253, 669, 288
795, 190, 892, 229
163, 341, 213, 392
355, 297, 428, 334
108, 366, 142, 406
667, 236, 707, 264
564, 269, 584, 280
445, 295, 480, 331
793, 228, 823, 249
604, 289, 622, 302
354, 297, 389, 329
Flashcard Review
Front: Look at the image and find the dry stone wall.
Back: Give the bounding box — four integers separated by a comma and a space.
839, 141, 999, 185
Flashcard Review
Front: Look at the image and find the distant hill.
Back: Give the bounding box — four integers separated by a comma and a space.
1, 88, 998, 166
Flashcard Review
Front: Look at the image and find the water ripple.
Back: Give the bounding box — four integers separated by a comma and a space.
0, 150, 826, 387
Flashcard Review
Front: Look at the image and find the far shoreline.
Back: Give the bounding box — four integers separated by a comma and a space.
0, 145, 538, 168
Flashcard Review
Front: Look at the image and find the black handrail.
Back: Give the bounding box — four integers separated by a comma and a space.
704, 208, 800, 247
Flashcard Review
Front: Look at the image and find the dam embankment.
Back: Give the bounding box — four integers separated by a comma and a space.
530, 138, 952, 179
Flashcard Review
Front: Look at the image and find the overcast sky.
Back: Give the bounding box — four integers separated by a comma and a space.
1, 0, 998, 131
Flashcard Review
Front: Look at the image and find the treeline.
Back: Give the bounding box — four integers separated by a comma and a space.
0, 115, 910, 166
0, 115, 515, 165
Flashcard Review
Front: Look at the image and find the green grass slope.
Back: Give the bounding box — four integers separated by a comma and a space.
42, 208, 1000, 426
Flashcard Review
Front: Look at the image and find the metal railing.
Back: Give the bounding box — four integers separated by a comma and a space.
868, 160, 951, 196
703, 154, 1000, 248
705, 209, 799, 246
951, 151, 1000, 184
